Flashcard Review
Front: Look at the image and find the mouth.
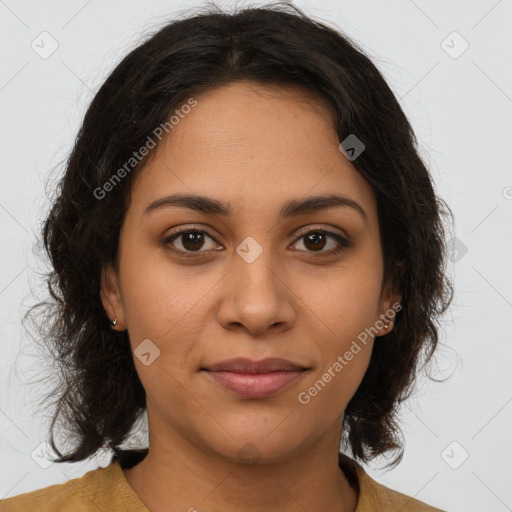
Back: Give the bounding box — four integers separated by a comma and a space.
201, 357, 309, 399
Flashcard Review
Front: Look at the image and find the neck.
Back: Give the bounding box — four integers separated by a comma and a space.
122, 426, 358, 512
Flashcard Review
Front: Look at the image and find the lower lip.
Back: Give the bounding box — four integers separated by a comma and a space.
204, 370, 305, 398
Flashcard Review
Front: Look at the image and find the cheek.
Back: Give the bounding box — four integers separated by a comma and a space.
299, 260, 384, 340
294, 262, 381, 404
119, 244, 209, 348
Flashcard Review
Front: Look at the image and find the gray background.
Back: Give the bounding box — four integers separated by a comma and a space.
1, 1, 511, 511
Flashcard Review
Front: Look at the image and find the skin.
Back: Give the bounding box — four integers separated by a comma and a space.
101, 80, 401, 512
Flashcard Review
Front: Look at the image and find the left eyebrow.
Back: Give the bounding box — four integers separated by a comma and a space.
143, 193, 368, 224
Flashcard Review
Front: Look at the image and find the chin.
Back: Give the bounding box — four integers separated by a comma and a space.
202, 429, 310, 467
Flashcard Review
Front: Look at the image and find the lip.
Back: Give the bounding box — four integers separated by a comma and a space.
202, 357, 308, 399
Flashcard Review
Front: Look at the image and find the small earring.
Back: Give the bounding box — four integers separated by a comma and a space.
111, 317, 117, 326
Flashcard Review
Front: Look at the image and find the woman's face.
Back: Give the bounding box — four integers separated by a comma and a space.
101, 80, 400, 463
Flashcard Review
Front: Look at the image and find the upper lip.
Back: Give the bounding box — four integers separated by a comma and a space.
202, 357, 307, 373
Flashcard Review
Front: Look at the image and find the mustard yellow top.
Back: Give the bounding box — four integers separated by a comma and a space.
0, 451, 445, 511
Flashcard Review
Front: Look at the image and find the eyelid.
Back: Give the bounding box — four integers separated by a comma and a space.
164, 222, 349, 242
292, 223, 348, 240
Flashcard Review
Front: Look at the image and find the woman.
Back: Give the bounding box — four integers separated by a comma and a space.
0, 2, 453, 511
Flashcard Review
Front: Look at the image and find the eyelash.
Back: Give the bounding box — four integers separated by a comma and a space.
161, 227, 351, 259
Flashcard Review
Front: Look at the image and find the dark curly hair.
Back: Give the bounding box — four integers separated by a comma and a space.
23, 0, 454, 468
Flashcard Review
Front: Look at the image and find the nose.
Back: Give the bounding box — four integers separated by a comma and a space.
216, 247, 296, 337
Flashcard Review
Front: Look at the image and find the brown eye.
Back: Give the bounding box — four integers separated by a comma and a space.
163, 230, 220, 257
175, 231, 207, 251
292, 230, 350, 257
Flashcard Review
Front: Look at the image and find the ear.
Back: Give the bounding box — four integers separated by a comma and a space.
100, 264, 126, 331
376, 260, 404, 336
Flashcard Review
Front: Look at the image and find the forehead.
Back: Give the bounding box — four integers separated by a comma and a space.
128, 81, 377, 225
